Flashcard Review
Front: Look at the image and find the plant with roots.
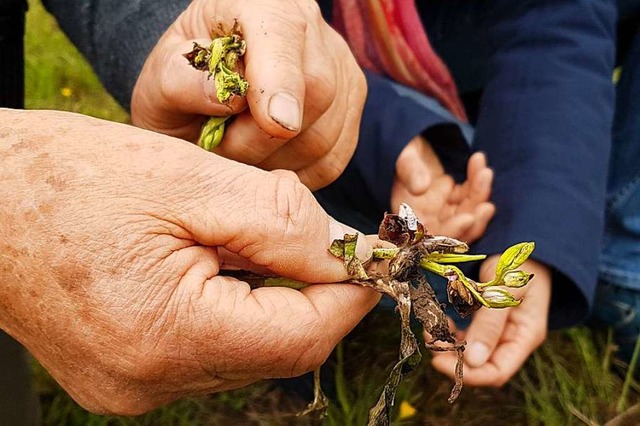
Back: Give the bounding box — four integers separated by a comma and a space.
186, 29, 535, 426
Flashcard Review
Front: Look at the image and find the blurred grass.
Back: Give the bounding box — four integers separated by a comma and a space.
24, 0, 128, 122
23, 1, 640, 425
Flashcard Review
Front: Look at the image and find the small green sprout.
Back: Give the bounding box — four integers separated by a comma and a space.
184, 23, 249, 150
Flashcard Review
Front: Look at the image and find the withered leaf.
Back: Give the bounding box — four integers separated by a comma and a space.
328, 239, 345, 259
367, 280, 421, 426
379, 213, 411, 247
329, 234, 368, 280
410, 277, 453, 344
245, 203, 533, 421
447, 279, 481, 318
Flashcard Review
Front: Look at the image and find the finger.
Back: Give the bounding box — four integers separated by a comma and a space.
396, 138, 432, 195
447, 152, 488, 206
174, 1, 311, 137
217, 25, 338, 166
438, 213, 475, 240
256, 91, 345, 172
391, 174, 455, 232
448, 183, 465, 205
462, 308, 510, 368
217, 248, 273, 275
431, 320, 540, 387
296, 135, 355, 191
240, 3, 320, 138
421, 175, 456, 221
472, 168, 494, 203
467, 152, 487, 178
390, 179, 440, 225
215, 110, 288, 165
195, 276, 380, 379
456, 168, 494, 215
157, 38, 248, 117
437, 198, 458, 223
270, 169, 301, 181
295, 66, 365, 190
180, 154, 372, 282
460, 202, 496, 243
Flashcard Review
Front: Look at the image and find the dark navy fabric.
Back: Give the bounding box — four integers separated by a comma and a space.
318, 0, 619, 329
599, 28, 640, 290
316, 71, 473, 235
44, 0, 638, 329
43, 0, 191, 111
0, 0, 27, 108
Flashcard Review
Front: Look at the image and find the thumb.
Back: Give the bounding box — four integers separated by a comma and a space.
240, 5, 308, 138
463, 309, 509, 367
464, 255, 506, 367
156, 38, 248, 117
179, 155, 371, 283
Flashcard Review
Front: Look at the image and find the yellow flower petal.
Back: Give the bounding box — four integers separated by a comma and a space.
399, 400, 417, 419
60, 87, 72, 98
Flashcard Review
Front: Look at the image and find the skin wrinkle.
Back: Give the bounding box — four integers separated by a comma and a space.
180, 162, 250, 242
147, 274, 186, 342
1, 108, 382, 414
130, 287, 173, 344
274, 176, 304, 241
194, 278, 250, 371
211, 291, 289, 376
288, 333, 324, 378
97, 215, 182, 279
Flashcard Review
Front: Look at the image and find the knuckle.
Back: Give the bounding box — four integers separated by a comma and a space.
270, 175, 314, 238
305, 66, 336, 114
320, 161, 344, 186
297, 0, 323, 22
302, 161, 343, 191
302, 128, 334, 161
270, 5, 308, 36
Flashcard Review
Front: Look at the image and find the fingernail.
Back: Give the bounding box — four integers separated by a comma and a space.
466, 341, 490, 367
328, 217, 373, 263
268, 92, 301, 132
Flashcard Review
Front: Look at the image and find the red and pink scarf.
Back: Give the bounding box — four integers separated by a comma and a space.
333, 0, 467, 122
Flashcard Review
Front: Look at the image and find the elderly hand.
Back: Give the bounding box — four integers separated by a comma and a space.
391, 136, 495, 242
430, 256, 551, 387
0, 109, 379, 415
132, 0, 366, 190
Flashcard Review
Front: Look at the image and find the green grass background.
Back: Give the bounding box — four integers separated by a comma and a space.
22, 1, 640, 424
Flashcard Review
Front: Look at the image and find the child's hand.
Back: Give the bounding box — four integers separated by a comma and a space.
391, 136, 495, 243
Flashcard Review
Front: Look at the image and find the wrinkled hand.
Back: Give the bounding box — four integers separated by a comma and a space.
132, 0, 366, 190
430, 256, 551, 386
391, 136, 495, 242
0, 109, 379, 415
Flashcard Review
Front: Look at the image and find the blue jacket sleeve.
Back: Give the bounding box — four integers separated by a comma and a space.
43, 0, 190, 110
315, 70, 472, 234
471, 0, 617, 328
